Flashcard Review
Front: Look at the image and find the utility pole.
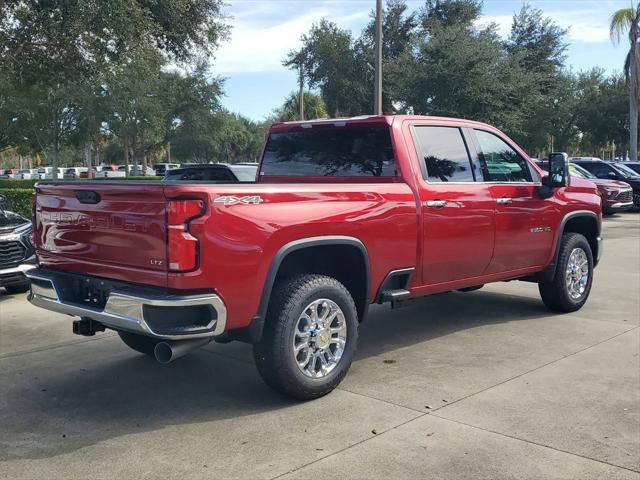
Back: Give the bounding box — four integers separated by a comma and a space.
374, 0, 383, 115
298, 59, 305, 120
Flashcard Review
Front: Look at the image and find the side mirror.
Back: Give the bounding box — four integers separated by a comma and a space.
548, 152, 570, 188
607, 171, 617, 178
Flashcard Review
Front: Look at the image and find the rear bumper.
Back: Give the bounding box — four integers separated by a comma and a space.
25, 269, 227, 340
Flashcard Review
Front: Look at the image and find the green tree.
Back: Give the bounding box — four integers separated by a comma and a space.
285, 20, 370, 117
0, 0, 227, 172
610, 3, 640, 160
273, 91, 328, 121
506, 4, 568, 152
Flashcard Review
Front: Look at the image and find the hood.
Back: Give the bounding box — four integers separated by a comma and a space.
0, 209, 30, 234
622, 177, 640, 189
587, 178, 632, 189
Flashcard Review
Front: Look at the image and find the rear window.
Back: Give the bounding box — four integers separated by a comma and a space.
261, 126, 396, 177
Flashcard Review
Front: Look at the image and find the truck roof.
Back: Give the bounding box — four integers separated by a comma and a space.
270, 114, 496, 132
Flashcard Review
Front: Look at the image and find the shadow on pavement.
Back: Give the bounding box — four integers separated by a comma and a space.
1, 288, 555, 461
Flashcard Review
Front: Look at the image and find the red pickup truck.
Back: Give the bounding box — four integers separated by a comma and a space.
26, 115, 602, 399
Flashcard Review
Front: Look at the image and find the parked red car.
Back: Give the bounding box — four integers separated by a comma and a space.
569, 163, 633, 214
26, 115, 602, 399
536, 159, 633, 214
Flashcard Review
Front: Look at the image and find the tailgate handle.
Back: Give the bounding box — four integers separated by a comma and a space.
75, 191, 101, 204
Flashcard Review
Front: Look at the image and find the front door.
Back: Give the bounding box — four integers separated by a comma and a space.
472, 129, 557, 273
411, 125, 495, 286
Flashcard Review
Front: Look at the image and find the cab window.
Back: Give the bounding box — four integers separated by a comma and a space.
475, 130, 532, 182
412, 126, 476, 182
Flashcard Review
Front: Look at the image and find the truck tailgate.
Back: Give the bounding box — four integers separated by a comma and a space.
34, 183, 168, 287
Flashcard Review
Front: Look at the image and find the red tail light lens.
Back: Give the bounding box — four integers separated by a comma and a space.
167, 199, 204, 272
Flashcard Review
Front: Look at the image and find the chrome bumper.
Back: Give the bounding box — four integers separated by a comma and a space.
25, 270, 227, 340
0, 257, 36, 276
609, 201, 634, 209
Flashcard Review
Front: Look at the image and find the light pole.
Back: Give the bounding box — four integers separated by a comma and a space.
299, 58, 305, 120
374, 0, 383, 115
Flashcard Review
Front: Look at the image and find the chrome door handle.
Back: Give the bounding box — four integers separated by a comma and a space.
426, 200, 447, 208
496, 197, 513, 204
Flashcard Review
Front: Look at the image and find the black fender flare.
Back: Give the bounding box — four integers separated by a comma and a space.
246, 236, 370, 343
543, 210, 600, 281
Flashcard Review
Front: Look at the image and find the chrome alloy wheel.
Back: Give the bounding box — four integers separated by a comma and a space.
292, 298, 347, 378
565, 247, 589, 300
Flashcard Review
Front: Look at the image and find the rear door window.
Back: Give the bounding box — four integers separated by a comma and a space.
411, 126, 476, 182
475, 130, 532, 182
261, 126, 396, 177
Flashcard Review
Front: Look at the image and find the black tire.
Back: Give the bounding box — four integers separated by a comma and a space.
4, 283, 30, 294
538, 233, 594, 312
253, 274, 359, 400
118, 331, 160, 357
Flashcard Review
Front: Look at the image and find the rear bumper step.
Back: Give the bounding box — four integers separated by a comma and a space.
26, 269, 227, 340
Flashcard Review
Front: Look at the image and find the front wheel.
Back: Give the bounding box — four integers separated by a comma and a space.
253, 274, 359, 400
538, 233, 594, 312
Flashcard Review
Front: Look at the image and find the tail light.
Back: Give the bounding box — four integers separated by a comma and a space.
167, 199, 205, 272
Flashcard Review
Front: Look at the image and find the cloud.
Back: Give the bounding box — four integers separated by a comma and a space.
478, 8, 612, 44
213, 3, 369, 75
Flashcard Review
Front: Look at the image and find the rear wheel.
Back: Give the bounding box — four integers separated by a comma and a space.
538, 233, 593, 312
253, 274, 359, 400
118, 331, 160, 357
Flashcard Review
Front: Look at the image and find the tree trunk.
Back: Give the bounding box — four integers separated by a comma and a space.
166, 141, 171, 163
123, 136, 130, 177
631, 92, 638, 161
84, 144, 92, 175
51, 147, 58, 180
630, 45, 638, 161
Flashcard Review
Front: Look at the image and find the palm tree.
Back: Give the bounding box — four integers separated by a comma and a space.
610, 4, 640, 160
273, 91, 328, 122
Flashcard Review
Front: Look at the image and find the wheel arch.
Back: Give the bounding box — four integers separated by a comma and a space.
543, 210, 601, 281
245, 236, 371, 343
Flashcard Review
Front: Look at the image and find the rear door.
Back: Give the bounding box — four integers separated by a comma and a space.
34, 183, 169, 286
471, 129, 556, 273
411, 124, 495, 285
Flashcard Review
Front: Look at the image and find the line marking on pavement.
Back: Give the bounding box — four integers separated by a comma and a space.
269, 412, 429, 480
270, 326, 639, 479
433, 326, 639, 414
429, 414, 640, 474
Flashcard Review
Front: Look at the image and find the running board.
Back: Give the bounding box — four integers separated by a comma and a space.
379, 289, 411, 303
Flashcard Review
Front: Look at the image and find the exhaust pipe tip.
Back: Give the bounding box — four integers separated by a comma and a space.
154, 342, 174, 364
153, 337, 212, 364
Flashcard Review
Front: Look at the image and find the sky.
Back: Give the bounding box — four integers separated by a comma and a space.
213, 0, 632, 120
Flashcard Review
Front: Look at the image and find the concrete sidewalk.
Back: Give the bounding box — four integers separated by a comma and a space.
0, 214, 638, 479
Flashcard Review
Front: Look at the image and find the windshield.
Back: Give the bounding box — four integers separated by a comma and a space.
611, 163, 639, 178
569, 163, 596, 179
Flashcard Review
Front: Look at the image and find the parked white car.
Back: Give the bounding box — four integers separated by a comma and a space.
18, 169, 38, 179
63, 167, 88, 179
35, 167, 52, 179
153, 163, 180, 176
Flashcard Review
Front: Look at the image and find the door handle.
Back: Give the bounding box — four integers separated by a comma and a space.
496, 197, 513, 204
426, 200, 447, 208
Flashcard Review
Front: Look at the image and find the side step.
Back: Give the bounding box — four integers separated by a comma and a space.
379, 289, 411, 303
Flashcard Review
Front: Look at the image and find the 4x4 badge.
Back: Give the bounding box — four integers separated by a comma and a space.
214, 195, 264, 206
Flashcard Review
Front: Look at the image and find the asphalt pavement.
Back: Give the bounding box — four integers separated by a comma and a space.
0, 214, 638, 479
